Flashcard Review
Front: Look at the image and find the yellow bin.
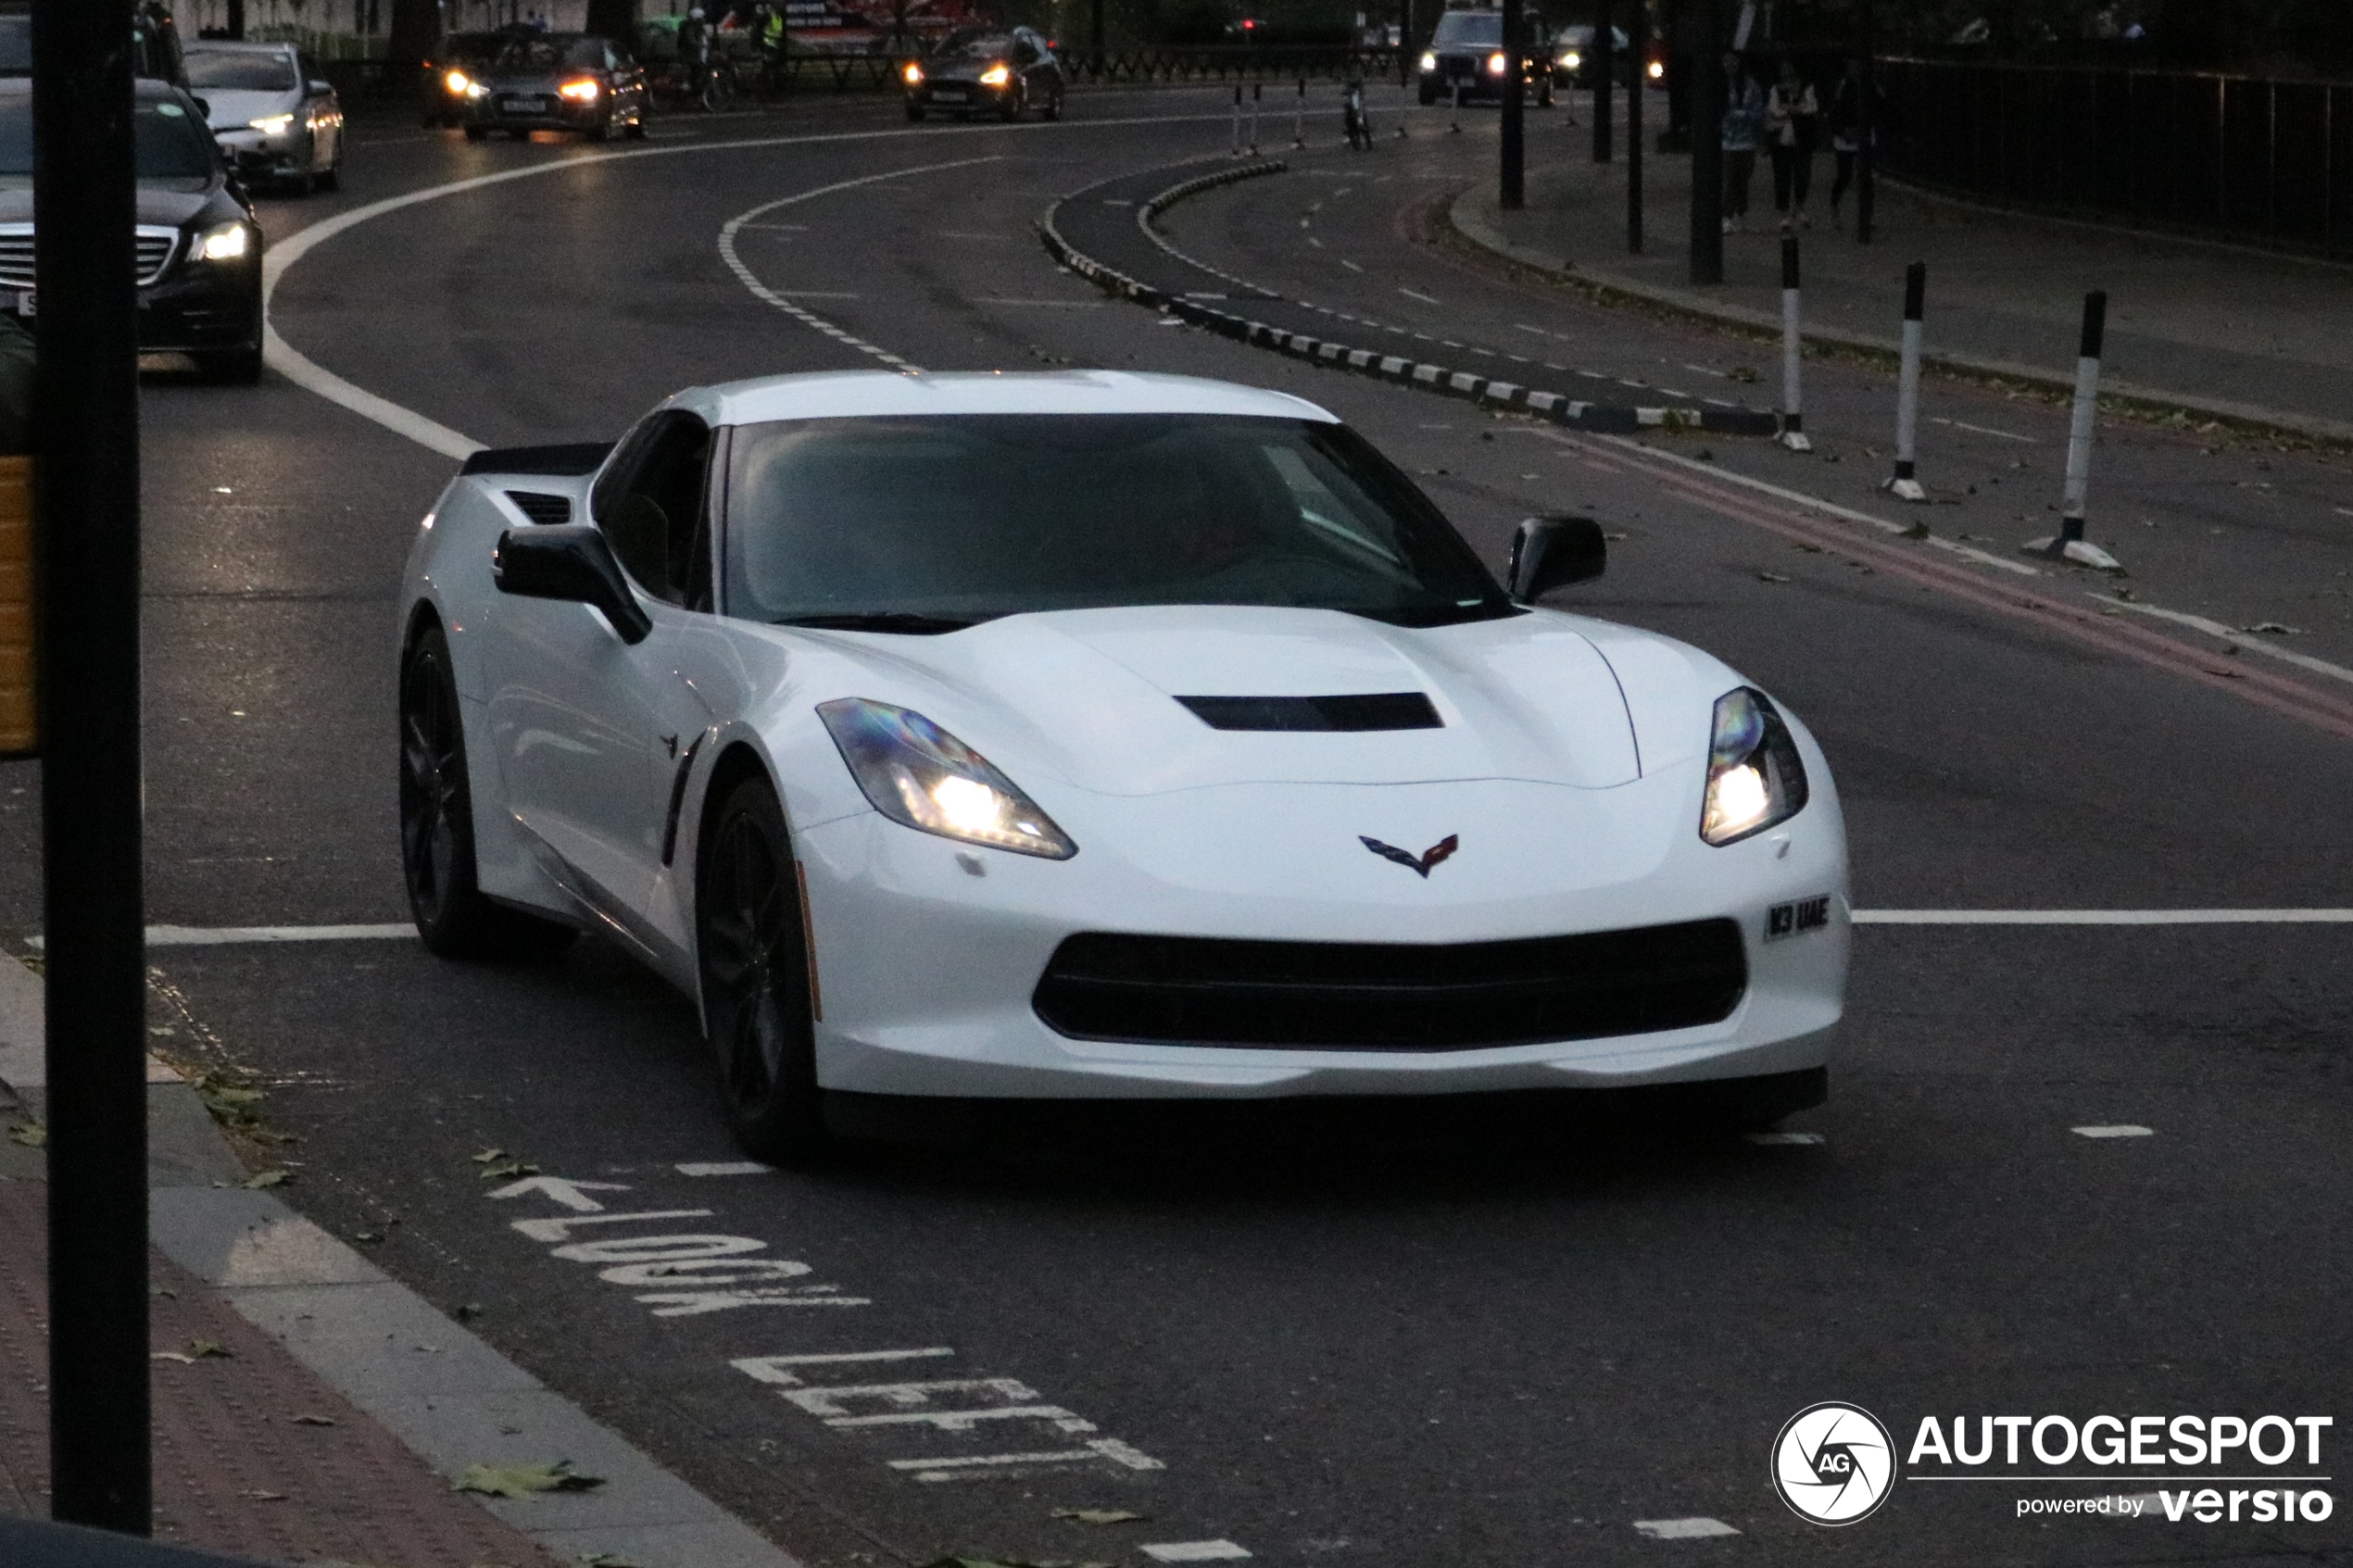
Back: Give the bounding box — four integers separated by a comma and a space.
0, 456, 31, 756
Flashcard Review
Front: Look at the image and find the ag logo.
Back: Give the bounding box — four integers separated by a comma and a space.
1771, 1402, 1895, 1525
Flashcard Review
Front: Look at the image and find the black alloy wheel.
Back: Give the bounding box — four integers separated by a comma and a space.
398, 623, 578, 960
697, 778, 830, 1163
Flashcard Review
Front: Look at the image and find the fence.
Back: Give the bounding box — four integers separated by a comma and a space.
1065, 45, 1400, 84
1879, 56, 2353, 260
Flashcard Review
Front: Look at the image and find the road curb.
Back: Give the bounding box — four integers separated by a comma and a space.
1444, 187, 2353, 449
1038, 159, 1780, 437
0, 952, 803, 1568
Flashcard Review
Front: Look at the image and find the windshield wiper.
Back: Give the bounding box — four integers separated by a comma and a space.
772, 611, 986, 634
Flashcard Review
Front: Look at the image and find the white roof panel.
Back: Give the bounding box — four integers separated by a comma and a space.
687, 370, 1340, 427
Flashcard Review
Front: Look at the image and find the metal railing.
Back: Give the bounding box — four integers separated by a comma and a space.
1879, 56, 2353, 259
1067, 45, 1401, 84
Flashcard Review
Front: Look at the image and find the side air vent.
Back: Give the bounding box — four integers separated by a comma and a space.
1175, 693, 1443, 732
504, 490, 573, 526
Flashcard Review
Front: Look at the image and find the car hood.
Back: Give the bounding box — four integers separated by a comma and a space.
925, 59, 1009, 82
782, 603, 1674, 797
199, 87, 297, 130
0, 182, 222, 228
484, 71, 568, 92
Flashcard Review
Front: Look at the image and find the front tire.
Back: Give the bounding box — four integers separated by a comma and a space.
697, 778, 830, 1164
399, 623, 578, 961
195, 345, 263, 384
463, 124, 488, 142
905, 101, 926, 120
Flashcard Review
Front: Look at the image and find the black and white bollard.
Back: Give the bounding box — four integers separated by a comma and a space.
1294, 78, 1306, 147
1231, 84, 1242, 156
1250, 81, 1263, 154
1778, 234, 1810, 451
2027, 290, 2121, 570
1884, 260, 1927, 502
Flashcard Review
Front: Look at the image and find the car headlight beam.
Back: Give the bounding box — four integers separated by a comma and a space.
818, 697, 1076, 859
192, 221, 251, 263
1487, 50, 1508, 73
1700, 687, 1809, 846
902, 61, 924, 84
560, 77, 600, 101
1417, 50, 1437, 70
979, 61, 1013, 86
1560, 49, 1581, 68
247, 112, 296, 135
445, 68, 472, 94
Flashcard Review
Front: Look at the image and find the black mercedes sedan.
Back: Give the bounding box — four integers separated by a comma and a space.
1416, 6, 1552, 106
903, 27, 1063, 122
457, 32, 649, 142
0, 78, 262, 383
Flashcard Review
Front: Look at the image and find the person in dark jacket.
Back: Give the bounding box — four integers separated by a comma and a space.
0, 316, 30, 457
1765, 56, 1821, 231
1826, 58, 1884, 228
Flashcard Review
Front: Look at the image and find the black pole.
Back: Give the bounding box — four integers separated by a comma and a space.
1500, 0, 1525, 208
227, 0, 245, 39
1856, 0, 1876, 244
33, 0, 151, 1535
1627, 30, 1643, 249
1400, 0, 1411, 89
1089, 0, 1103, 77
1593, 0, 1613, 161
1689, 0, 1723, 282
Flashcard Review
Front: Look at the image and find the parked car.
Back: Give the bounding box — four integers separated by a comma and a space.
0, 78, 264, 382
183, 40, 342, 194
423, 31, 510, 128
457, 32, 650, 143
903, 27, 1063, 122
1416, 6, 1553, 107
1550, 23, 1632, 88
1, 0, 184, 83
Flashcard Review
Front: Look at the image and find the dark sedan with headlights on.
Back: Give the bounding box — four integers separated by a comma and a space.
0, 78, 262, 383
457, 32, 648, 142
903, 27, 1063, 121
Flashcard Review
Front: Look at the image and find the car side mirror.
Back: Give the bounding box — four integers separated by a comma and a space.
308, 79, 333, 95
1507, 515, 1606, 601
190, 94, 211, 119
493, 525, 652, 644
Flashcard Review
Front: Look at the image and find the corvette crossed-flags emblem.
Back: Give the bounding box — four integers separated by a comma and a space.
1359, 834, 1460, 878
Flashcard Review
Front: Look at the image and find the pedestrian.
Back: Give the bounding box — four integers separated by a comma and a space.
1765, 56, 1819, 230
1719, 52, 1764, 234
0, 315, 30, 458
1826, 57, 1882, 228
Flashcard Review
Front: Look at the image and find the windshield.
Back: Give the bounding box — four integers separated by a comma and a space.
183, 49, 298, 91
0, 94, 218, 181
493, 37, 600, 71
724, 415, 1514, 632
1433, 11, 1503, 45
941, 32, 1015, 58
0, 18, 26, 74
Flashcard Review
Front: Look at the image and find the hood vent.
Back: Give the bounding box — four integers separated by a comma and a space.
504, 490, 573, 526
1175, 693, 1442, 733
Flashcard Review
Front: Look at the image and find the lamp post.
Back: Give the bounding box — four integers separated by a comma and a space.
1593, 0, 1614, 161
1688, 0, 1723, 282
1501, 0, 1525, 208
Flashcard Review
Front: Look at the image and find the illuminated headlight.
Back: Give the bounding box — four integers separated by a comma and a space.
1486, 50, 1508, 73
819, 697, 1076, 859
1700, 687, 1809, 846
1647, 57, 1665, 80
1417, 50, 1436, 70
444, 68, 472, 94
1560, 49, 1581, 68
902, 61, 924, 84
978, 62, 1012, 86
559, 77, 600, 101
192, 221, 252, 263
247, 113, 296, 136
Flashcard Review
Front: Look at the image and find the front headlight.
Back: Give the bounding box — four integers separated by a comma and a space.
1700, 687, 1809, 846
818, 697, 1076, 859
559, 77, 600, 101
1647, 57, 1666, 80
1417, 50, 1437, 70
978, 62, 1012, 86
247, 113, 296, 136
902, 61, 924, 84
1486, 50, 1508, 73
444, 69, 472, 95
1560, 49, 1581, 68
193, 221, 251, 263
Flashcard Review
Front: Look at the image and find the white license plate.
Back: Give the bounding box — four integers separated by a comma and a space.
9, 291, 28, 318
504, 97, 549, 113
932, 88, 967, 101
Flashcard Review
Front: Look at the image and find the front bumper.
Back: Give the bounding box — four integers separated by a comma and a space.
911, 80, 1013, 110
465, 94, 604, 131
137, 258, 262, 353
213, 126, 312, 180
792, 771, 1848, 1099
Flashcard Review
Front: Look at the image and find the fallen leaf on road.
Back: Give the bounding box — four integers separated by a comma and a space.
1756, 572, 1792, 583
188, 1339, 233, 1359
579, 1554, 647, 1567
238, 1489, 287, 1501
455, 1302, 484, 1321
1903, 521, 1931, 540
2242, 621, 2304, 634
478, 1160, 540, 1181
290, 1414, 338, 1427
1050, 1509, 1149, 1524
6, 1123, 44, 1148
245, 1171, 289, 1189
471, 1148, 506, 1163
150, 1351, 195, 1364
455, 1461, 605, 1499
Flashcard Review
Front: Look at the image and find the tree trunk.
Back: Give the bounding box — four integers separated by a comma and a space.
387, 0, 439, 66
587, 0, 640, 38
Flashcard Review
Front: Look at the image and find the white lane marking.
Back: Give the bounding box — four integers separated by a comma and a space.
1398, 286, 1441, 304
1632, 1518, 1740, 1539
1743, 1131, 1824, 1146
1855, 909, 2353, 924
736, 1349, 955, 1381
772, 290, 864, 299
1143, 1543, 1254, 1562
970, 296, 1107, 307
485, 1174, 631, 1210
2105, 598, 2353, 686
735, 220, 810, 232
1340, 257, 1364, 271
1931, 415, 2038, 443
26, 923, 416, 949
720, 156, 1004, 371
261, 113, 1234, 457
2073, 1125, 2155, 1138
677, 1160, 773, 1176
894, 1438, 1164, 1482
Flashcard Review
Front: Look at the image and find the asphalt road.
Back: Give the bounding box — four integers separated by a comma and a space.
4, 82, 2349, 1568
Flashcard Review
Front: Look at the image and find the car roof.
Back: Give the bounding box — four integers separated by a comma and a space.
688, 370, 1339, 427
182, 39, 295, 54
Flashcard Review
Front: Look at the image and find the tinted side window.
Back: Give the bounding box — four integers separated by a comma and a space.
595, 411, 712, 608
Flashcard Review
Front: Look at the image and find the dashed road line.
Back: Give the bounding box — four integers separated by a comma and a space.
1142, 1543, 1254, 1562
1744, 1131, 1825, 1146
677, 1160, 774, 1176
1931, 415, 2038, 443
2105, 598, 2353, 686
1632, 1517, 1740, 1539
2073, 1125, 2156, 1138
1398, 286, 1441, 304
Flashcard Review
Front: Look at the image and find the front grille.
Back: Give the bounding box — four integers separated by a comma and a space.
1033, 920, 1747, 1051
504, 490, 572, 525
1176, 693, 1442, 732
0, 226, 182, 289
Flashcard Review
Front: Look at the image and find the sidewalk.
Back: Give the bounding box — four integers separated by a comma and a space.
1452, 132, 2353, 443
0, 953, 799, 1568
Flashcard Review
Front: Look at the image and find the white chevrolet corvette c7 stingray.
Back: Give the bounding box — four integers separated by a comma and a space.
397, 370, 1849, 1160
